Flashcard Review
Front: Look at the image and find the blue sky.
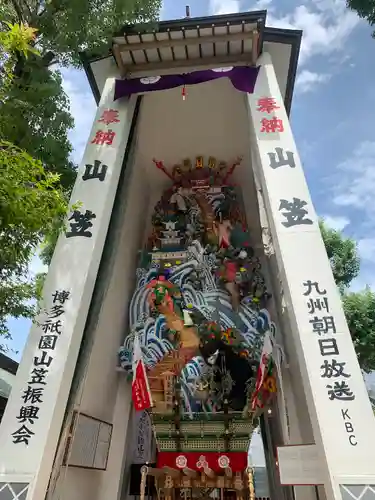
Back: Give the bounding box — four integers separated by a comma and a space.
5, 0, 375, 369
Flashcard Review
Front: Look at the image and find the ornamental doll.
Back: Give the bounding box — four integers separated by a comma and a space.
214, 219, 233, 249
146, 276, 175, 312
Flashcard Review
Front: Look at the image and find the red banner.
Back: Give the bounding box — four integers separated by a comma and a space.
132, 361, 152, 411
132, 332, 152, 413
157, 452, 247, 472
251, 334, 273, 410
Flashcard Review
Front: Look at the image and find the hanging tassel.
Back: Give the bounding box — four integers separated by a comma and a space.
182, 84, 186, 100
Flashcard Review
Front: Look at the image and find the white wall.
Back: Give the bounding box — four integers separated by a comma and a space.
48, 76, 313, 500
50, 119, 151, 500
0, 367, 16, 388
0, 368, 16, 398
78, 159, 148, 422
238, 118, 318, 500
134, 78, 254, 184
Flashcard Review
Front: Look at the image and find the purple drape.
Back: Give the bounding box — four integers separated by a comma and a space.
114, 66, 260, 100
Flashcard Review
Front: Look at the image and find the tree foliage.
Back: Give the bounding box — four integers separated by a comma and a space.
343, 289, 375, 373
1, 0, 162, 66
319, 220, 360, 291
320, 219, 375, 373
0, 0, 161, 350
0, 140, 67, 350
0, 0, 162, 267
0, 59, 76, 189
0, 24, 76, 193
0, 22, 38, 59
0, 0, 161, 186
0, 22, 38, 96
346, 0, 375, 37
0, 25, 68, 351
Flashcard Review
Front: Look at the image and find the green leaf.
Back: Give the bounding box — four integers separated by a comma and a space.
319, 219, 360, 290
346, 0, 375, 35
319, 218, 375, 372
0, 140, 68, 350
0, 0, 162, 347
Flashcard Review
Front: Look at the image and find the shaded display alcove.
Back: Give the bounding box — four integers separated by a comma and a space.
117, 78, 280, 499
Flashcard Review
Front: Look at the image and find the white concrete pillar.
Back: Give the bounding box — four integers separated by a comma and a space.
247, 52, 375, 500
0, 78, 138, 500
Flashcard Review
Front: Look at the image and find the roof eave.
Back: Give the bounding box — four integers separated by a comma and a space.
263, 26, 302, 115
0, 352, 18, 375
79, 51, 102, 105
114, 10, 267, 37
81, 13, 302, 114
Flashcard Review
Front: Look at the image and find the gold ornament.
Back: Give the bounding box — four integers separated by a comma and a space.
195, 156, 204, 169
208, 156, 217, 169
182, 158, 192, 172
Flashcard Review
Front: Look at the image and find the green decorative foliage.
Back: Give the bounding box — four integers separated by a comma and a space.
230, 223, 252, 249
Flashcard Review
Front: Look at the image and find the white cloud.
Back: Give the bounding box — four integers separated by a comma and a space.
265, 1, 360, 66
358, 239, 375, 262
350, 272, 375, 292
321, 214, 350, 231
296, 69, 331, 93
332, 141, 375, 218
364, 372, 375, 393
210, 0, 358, 69
61, 68, 97, 165
210, 0, 240, 15
250, 0, 273, 8
329, 141, 375, 291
